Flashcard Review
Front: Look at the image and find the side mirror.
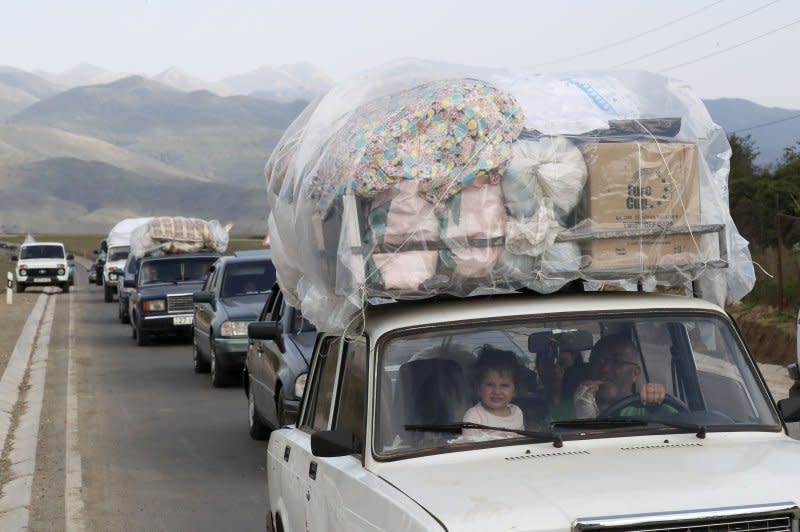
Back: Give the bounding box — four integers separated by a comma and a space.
778, 397, 800, 423
311, 430, 362, 457
193, 291, 215, 307
93, 249, 99, 255
248, 321, 285, 353
123, 278, 136, 289
67, 253, 75, 260
11, 256, 18, 262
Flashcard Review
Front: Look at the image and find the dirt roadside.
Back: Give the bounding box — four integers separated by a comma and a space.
0, 248, 39, 379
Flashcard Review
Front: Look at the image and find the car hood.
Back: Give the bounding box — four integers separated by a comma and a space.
137, 281, 205, 298
218, 295, 265, 320
18, 258, 65, 267
288, 331, 316, 364
375, 433, 800, 531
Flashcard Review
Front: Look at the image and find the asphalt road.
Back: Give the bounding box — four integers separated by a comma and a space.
25, 266, 268, 531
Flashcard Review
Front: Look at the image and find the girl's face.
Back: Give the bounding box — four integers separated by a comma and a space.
478, 369, 515, 414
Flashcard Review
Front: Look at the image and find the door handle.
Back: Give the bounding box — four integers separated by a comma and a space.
283, 446, 291, 462
308, 461, 317, 480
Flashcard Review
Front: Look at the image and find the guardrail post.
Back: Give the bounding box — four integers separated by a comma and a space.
6, 272, 12, 304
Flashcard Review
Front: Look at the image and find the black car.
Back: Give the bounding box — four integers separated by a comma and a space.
192, 250, 276, 387
126, 251, 220, 346
117, 254, 141, 324
244, 283, 315, 439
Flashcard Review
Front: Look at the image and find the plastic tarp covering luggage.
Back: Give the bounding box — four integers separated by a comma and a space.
131, 216, 230, 258
107, 217, 153, 248
265, 60, 755, 333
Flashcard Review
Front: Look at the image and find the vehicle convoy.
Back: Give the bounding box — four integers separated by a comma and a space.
125, 216, 231, 346
244, 283, 314, 439
191, 249, 276, 387
12, 241, 74, 293
256, 64, 800, 531
102, 217, 151, 302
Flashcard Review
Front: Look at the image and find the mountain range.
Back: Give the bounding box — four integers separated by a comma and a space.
0, 63, 798, 234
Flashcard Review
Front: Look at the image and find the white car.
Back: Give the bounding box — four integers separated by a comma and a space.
13, 242, 73, 293
255, 292, 800, 532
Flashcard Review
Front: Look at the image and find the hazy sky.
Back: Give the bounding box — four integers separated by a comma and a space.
3, 0, 799, 108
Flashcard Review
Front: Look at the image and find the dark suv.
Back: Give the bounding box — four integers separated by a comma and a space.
127, 251, 220, 346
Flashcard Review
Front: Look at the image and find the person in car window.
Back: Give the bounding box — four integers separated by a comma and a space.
462, 346, 525, 436
547, 334, 667, 421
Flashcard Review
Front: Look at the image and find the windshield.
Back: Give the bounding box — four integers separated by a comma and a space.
107, 246, 130, 262
20, 245, 65, 260
220, 260, 276, 298
139, 257, 217, 285
375, 313, 779, 457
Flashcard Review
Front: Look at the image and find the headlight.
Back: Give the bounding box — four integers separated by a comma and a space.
57, 268, 66, 276
109, 273, 117, 280
294, 373, 307, 399
143, 299, 166, 312
220, 320, 250, 337
18, 268, 27, 276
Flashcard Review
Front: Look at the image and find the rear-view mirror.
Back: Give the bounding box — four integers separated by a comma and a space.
67, 253, 74, 260
311, 429, 362, 457
529, 329, 594, 353
123, 278, 136, 289
11, 256, 17, 262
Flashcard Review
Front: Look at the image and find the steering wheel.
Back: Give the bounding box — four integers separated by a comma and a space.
599, 393, 689, 417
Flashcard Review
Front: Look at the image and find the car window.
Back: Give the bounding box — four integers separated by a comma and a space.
302, 337, 343, 432
374, 314, 779, 458
108, 247, 130, 262
20, 245, 65, 259
202, 266, 218, 291
220, 260, 276, 298
125, 257, 139, 275
334, 338, 367, 447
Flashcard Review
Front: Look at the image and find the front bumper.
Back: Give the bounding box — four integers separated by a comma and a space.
141, 313, 194, 335
214, 337, 249, 371
17, 274, 68, 286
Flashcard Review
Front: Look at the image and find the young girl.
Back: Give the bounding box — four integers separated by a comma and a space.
462, 346, 525, 436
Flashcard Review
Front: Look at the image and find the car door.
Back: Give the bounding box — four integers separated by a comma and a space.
256, 291, 288, 426
250, 285, 282, 426
269, 334, 343, 532
192, 264, 219, 361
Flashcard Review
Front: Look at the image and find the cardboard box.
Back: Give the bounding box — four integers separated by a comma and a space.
583, 141, 701, 270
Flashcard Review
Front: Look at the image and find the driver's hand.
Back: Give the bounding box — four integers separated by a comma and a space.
639, 382, 666, 405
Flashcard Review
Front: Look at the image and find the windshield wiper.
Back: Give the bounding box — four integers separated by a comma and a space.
404, 422, 564, 448
628, 416, 707, 439
552, 416, 706, 439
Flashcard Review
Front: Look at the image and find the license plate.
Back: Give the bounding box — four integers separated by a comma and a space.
34, 278, 49, 283
173, 316, 193, 325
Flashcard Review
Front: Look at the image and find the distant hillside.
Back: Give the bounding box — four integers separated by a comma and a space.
9, 75, 307, 141
0, 82, 37, 119
0, 158, 268, 233
0, 124, 201, 180
34, 63, 128, 89
703, 98, 800, 168
222, 63, 332, 102
0, 66, 62, 99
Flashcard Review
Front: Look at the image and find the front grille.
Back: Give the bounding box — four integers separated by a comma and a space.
575, 505, 797, 532
27, 268, 58, 276
167, 294, 194, 312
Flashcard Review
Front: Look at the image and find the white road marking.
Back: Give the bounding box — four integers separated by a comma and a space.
0, 294, 55, 527
65, 289, 86, 532
0, 294, 47, 455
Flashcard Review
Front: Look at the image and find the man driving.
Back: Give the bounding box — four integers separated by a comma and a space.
548, 333, 667, 421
